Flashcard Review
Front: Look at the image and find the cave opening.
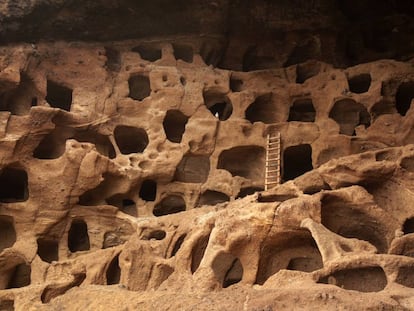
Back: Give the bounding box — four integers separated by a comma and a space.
288, 98, 316, 122
348, 73, 371, 94
197, 190, 229, 206
329, 98, 370, 135
73, 131, 116, 159
128, 74, 151, 101
212, 253, 243, 288
68, 219, 90, 253
191, 234, 210, 273
163, 110, 188, 143
218, 146, 265, 182
170, 234, 186, 257
283, 144, 313, 181
142, 229, 166, 240
120, 199, 137, 217
139, 180, 157, 201
114, 125, 149, 154
174, 154, 210, 183
203, 92, 233, 121
37, 238, 59, 263
395, 266, 414, 288
106, 255, 121, 285
33, 128, 69, 159
153, 195, 186, 217
396, 81, 414, 116
0, 216, 16, 253
46, 80, 73, 112
6, 264, 31, 289
403, 217, 414, 234
132, 45, 162, 62
245, 93, 276, 124
230, 76, 244, 92
172, 43, 193, 63
0, 167, 28, 203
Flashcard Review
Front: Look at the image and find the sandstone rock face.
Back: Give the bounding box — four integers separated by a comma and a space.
1, 3, 414, 310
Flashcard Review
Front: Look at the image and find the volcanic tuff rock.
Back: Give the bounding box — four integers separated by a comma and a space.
1, 1, 414, 310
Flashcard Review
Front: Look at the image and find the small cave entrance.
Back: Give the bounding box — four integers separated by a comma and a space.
230, 76, 244, 92
106, 255, 121, 285
0, 216, 16, 252
68, 219, 90, 253
197, 190, 229, 206
46, 80, 73, 112
191, 234, 211, 273
33, 128, 70, 159
295, 61, 321, 84
329, 98, 370, 135
114, 126, 149, 154
212, 253, 244, 288
128, 74, 151, 101
73, 131, 116, 159
103, 231, 125, 249
170, 234, 186, 257
139, 180, 157, 201
236, 187, 264, 199
203, 92, 233, 121
174, 154, 210, 183
217, 146, 265, 182
153, 195, 186, 217
318, 266, 387, 292
403, 217, 414, 234
255, 232, 323, 285
283, 144, 313, 181
0, 167, 28, 203
141, 229, 166, 241
163, 110, 188, 143
370, 100, 396, 119
288, 98, 316, 122
106, 195, 137, 217
132, 45, 162, 62
172, 43, 193, 63
348, 73, 371, 94
37, 238, 59, 263
321, 194, 388, 253
395, 266, 414, 288
6, 263, 31, 289
104, 47, 121, 72
245, 93, 277, 124
396, 81, 414, 116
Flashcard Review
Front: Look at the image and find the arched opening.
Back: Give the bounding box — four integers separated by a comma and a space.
163, 110, 188, 143
106, 255, 121, 285
6, 264, 31, 289
203, 92, 232, 121
114, 126, 149, 154
230, 76, 244, 92
197, 190, 229, 206
321, 194, 388, 253
236, 187, 264, 199
370, 100, 396, 119
104, 47, 121, 72
288, 98, 316, 122
172, 43, 193, 63
318, 266, 387, 292
46, 80, 72, 112
403, 217, 414, 234
0, 216, 16, 252
0, 167, 28, 202
174, 154, 210, 183
245, 93, 276, 124
348, 73, 371, 94
295, 61, 321, 84
283, 144, 313, 181
191, 234, 210, 273
212, 253, 244, 288
139, 180, 157, 201
153, 195, 186, 217
132, 45, 162, 62
396, 81, 414, 116
128, 74, 151, 101
37, 238, 59, 263
68, 219, 90, 253
255, 231, 322, 285
218, 146, 265, 182
329, 98, 370, 135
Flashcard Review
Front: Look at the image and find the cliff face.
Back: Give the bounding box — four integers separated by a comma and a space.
1, 1, 414, 311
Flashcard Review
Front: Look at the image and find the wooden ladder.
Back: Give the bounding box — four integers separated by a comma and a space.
265, 130, 281, 190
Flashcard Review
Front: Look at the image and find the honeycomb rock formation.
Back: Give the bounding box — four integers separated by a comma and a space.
1, 2, 414, 310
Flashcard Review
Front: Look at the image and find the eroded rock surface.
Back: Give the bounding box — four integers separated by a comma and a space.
0, 32, 414, 310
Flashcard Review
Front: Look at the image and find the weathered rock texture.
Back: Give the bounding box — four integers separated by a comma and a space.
1, 1, 414, 310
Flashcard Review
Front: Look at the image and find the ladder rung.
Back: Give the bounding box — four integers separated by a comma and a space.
267, 147, 280, 151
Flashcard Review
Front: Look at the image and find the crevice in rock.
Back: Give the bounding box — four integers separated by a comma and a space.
236, 187, 264, 199
106, 255, 121, 285
170, 234, 186, 257
191, 233, 211, 274
295, 61, 321, 84
203, 91, 232, 121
